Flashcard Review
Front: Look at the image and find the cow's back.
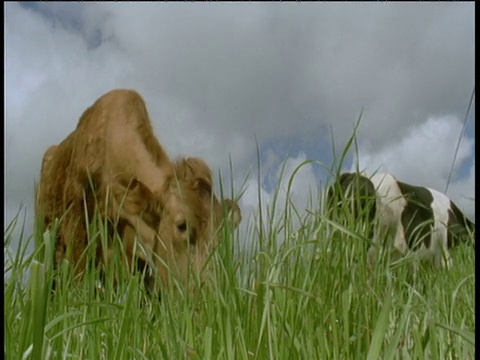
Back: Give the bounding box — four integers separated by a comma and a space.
37, 89, 173, 272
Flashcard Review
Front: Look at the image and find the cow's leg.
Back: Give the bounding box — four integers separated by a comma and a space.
392, 220, 429, 273
367, 233, 380, 268
117, 209, 158, 257
60, 212, 90, 277
369, 221, 409, 268
406, 225, 451, 269
102, 202, 174, 292
431, 225, 452, 269
393, 221, 409, 256
99, 178, 159, 256
368, 224, 387, 267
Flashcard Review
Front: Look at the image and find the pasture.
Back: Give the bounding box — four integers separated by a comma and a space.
4, 154, 475, 359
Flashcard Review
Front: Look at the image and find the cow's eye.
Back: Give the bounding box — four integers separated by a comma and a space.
177, 221, 187, 233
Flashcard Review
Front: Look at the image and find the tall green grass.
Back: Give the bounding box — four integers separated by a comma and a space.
4, 136, 475, 359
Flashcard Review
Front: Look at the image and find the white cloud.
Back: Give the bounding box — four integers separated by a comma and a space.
441, 159, 475, 220
239, 152, 320, 239
273, 152, 319, 214
5, 3, 475, 246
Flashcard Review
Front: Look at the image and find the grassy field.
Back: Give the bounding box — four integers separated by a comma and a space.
4, 177, 475, 360
4, 125, 476, 359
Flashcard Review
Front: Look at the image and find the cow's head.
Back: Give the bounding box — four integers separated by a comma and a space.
151, 157, 241, 286
326, 172, 377, 237
99, 157, 240, 293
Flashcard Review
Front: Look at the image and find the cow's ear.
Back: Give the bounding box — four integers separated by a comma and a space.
220, 199, 242, 228
194, 177, 212, 200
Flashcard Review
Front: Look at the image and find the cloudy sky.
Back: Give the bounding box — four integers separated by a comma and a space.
5, 2, 475, 247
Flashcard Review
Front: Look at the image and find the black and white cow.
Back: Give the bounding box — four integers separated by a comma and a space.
326, 172, 475, 268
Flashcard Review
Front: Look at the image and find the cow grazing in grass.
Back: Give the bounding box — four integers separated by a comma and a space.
36, 89, 241, 292
326, 172, 474, 268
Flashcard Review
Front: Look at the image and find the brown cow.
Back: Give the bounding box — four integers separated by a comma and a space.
36, 89, 241, 292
